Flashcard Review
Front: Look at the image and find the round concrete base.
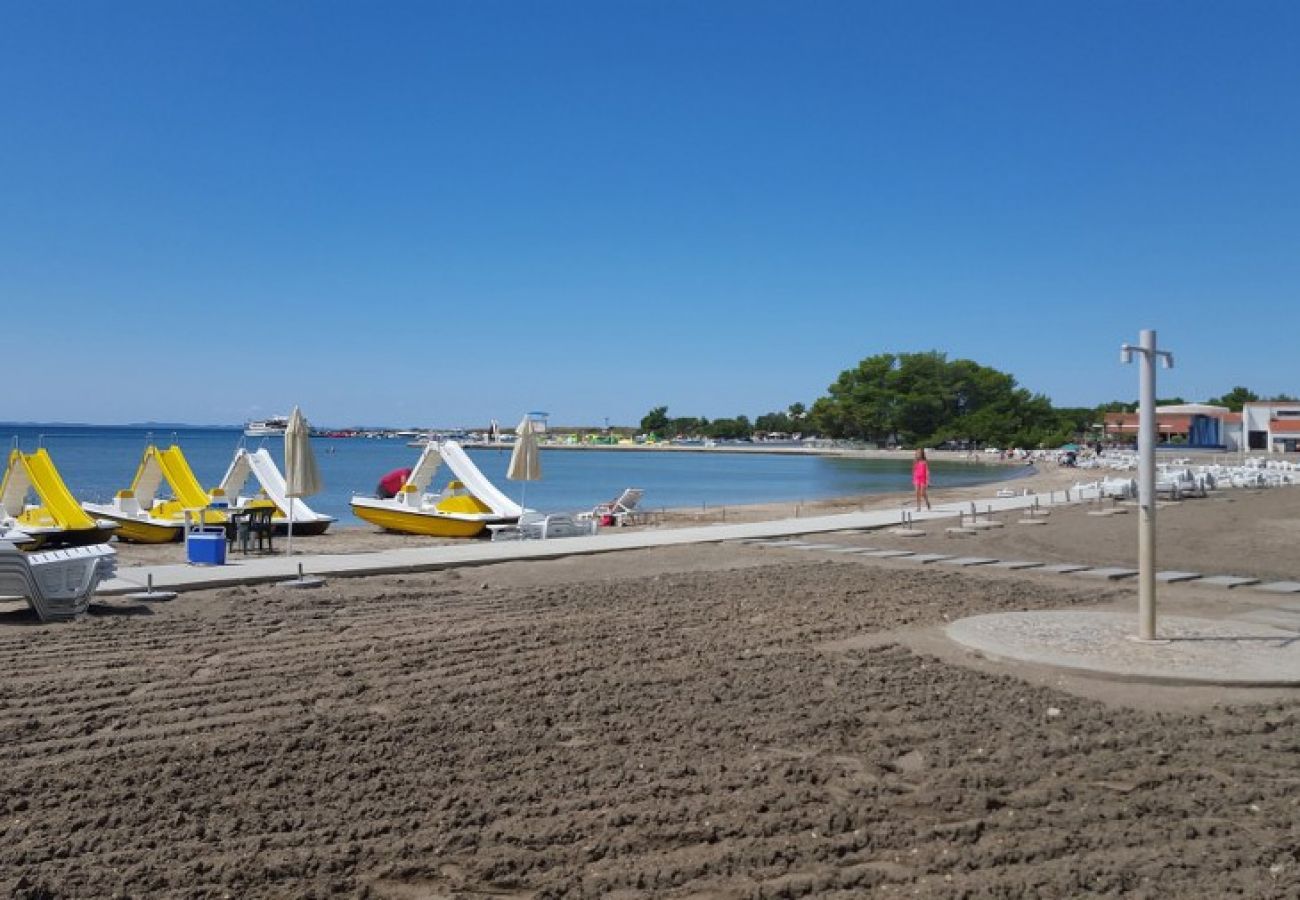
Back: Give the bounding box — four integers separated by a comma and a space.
280, 576, 326, 590
125, 590, 178, 602
946, 610, 1300, 686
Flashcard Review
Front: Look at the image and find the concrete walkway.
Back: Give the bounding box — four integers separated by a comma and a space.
99, 493, 1048, 595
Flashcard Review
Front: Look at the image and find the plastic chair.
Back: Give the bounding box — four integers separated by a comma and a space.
247, 506, 275, 553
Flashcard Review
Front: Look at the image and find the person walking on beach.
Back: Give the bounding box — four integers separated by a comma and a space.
912, 448, 932, 510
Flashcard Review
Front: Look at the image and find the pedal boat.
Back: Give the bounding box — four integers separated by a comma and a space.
351, 481, 501, 537
218, 446, 334, 537
82, 444, 228, 543
1, 448, 118, 550
349, 440, 521, 538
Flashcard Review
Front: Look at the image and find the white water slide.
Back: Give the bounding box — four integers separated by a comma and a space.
438, 441, 525, 519
220, 448, 334, 525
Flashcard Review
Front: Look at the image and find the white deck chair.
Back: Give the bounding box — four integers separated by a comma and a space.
490, 512, 597, 541
0, 540, 117, 622
585, 488, 646, 526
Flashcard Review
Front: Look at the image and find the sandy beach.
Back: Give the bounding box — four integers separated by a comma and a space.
2, 470, 1299, 897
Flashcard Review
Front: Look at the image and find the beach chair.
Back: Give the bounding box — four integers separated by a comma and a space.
524, 513, 598, 540
488, 511, 546, 542
0, 539, 118, 622
584, 488, 645, 526
490, 512, 599, 541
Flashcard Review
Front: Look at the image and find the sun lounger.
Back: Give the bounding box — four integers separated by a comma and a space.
489, 512, 597, 541
0, 539, 117, 622
581, 488, 646, 526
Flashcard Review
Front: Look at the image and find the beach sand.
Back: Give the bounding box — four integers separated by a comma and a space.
2, 473, 1298, 896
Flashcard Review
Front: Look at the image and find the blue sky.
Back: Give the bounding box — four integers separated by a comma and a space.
5, 1, 1298, 428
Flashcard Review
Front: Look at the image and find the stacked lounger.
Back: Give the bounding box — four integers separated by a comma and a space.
0, 539, 118, 622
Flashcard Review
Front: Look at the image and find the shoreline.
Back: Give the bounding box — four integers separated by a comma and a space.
468, 441, 1033, 463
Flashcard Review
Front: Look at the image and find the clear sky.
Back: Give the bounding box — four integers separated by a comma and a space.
5, 1, 1298, 428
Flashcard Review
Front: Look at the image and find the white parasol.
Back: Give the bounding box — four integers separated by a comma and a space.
283, 406, 321, 556
506, 414, 541, 511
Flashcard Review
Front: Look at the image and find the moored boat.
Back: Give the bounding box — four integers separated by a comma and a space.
244, 416, 289, 438
1, 448, 118, 550
349, 440, 522, 537
82, 443, 228, 543
217, 446, 334, 536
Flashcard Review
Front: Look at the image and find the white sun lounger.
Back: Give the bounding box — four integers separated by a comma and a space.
0, 539, 118, 622
490, 512, 597, 542
581, 487, 646, 526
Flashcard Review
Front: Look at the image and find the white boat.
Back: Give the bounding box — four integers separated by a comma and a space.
1, 448, 118, 549
244, 416, 290, 438
82, 443, 227, 543
350, 440, 523, 537
217, 447, 335, 536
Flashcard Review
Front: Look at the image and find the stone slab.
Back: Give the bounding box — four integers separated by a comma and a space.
947, 610, 1300, 686
967, 521, 1004, 529
989, 560, 1043, 570
820, 545, 872, 553
1237, 610, 1300, 632
860, 550, 916, 559
1156, 571, 1202, 583
1198, 575, 1262, 589
1074, 567, 1140, 581
1253, 581, 1300, 594
1038, 563, 1090, 574
945, 527, 977, 536
891, 528, 927, 538
1017, 518, 1049, 526
939, 557, 997, 567
906, 553, 955, 564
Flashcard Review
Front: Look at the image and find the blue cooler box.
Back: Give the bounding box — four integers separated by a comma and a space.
187, 528, 227, 565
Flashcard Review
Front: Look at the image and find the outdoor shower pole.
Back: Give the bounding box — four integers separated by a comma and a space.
1122, 329, 1174, 641
1137, 330, 1157, 640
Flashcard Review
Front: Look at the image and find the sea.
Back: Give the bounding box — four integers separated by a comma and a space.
3, 425, 1019, 525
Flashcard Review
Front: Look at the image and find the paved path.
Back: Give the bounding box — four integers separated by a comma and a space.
99, 493, 1048, 595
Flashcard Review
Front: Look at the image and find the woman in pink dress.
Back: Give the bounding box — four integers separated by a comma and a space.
912, 448, 932, 510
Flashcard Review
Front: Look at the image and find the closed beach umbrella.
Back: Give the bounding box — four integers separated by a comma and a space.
507, 414, 541, 509
284, 406, 322, 555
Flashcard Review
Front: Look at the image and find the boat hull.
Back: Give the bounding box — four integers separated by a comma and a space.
9, 524, 118, 551
350, 501, 489, 537
83, 510, 185, 544
269, 517, 333, 537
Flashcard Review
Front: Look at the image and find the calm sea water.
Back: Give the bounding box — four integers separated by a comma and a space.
4, 426, 1017, 525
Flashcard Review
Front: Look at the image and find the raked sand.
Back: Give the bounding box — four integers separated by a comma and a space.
2, 466, 1298, 896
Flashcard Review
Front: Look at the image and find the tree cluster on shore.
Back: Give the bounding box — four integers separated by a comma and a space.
639, 351, 1297, 448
